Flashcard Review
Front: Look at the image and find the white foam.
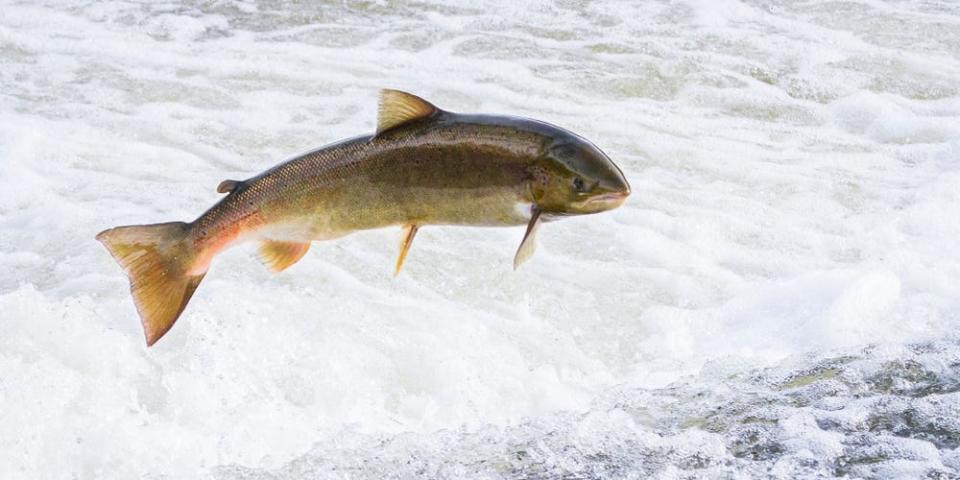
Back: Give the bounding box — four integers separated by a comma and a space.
2, 0, 959, 478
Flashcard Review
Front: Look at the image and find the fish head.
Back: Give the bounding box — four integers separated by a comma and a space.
530, 135, 630, 215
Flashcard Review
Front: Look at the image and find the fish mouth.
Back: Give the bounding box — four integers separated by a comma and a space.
585, 191, 629, 209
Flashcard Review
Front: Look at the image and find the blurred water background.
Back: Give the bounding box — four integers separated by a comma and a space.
1, 1, 959, 478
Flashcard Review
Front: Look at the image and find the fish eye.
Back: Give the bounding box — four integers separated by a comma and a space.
572, 177, 585, 192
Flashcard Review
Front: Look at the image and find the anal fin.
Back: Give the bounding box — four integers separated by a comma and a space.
259, 240, 310, 273
395, 224, 419, 276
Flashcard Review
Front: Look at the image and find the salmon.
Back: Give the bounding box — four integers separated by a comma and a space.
97, 89, 630, 346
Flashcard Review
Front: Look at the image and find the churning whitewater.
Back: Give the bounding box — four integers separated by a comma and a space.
1, 1, 959, 479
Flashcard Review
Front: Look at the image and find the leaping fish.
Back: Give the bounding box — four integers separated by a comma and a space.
96, 89, 631, 346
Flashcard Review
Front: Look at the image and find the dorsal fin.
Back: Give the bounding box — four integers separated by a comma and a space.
217, 180, 241, 194
376, 89, 438, 135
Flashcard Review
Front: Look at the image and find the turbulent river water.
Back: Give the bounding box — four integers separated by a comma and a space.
1, 1, 959, 478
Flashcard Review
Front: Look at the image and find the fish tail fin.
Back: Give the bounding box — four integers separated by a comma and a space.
96, 221, 205, 346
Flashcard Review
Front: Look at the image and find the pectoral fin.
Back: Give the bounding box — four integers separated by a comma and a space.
259, 241, 310, 273
395, 224, 419, 276
513, 209, 542, 270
